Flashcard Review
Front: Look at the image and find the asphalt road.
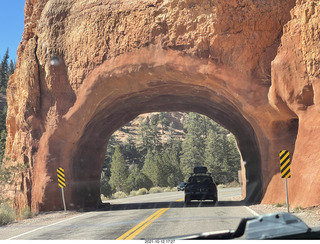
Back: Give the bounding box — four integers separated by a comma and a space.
6, 187, 259, 240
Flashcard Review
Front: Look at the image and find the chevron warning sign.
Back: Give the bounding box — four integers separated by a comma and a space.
57, 167, 66, 188
279, 150, 291, 178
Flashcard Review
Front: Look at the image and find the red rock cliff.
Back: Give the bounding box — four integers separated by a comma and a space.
267, 0, 320, 207
3, 0, 320, 212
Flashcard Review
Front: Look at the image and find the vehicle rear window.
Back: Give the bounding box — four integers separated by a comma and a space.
188, 176, 213, 184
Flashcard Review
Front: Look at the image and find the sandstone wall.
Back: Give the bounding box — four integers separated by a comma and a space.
3, 0, 320, 212
267, 0, 320, 207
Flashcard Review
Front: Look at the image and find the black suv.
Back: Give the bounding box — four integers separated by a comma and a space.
184, 166, 218, 204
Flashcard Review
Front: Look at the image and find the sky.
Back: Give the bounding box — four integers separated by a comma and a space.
0, 0, 25, 62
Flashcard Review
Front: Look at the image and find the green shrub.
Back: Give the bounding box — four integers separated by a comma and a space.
163, 187, 173, 192
100, 172, 112, 198
294, 206, 303, 212
275, 203, 286, 208
149, 187, 163, 194
20, 206, 31, 220
129, 188, 148, 196
217, 184, 226, 188
0, 203, 16, 225
137, 188, 148, 195
129, 190, 138, 197
112, 191, 128, 199
100, 194, 110, 201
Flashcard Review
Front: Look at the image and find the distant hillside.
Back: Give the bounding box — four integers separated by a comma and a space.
112, 112, 188, 144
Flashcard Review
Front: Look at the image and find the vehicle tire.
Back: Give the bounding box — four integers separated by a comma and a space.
212, 197, 218, 206
185, 195, 191, 204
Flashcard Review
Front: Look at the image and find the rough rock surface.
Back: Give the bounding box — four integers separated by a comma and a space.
267, 0, 320, 207
2, 0, 319, 213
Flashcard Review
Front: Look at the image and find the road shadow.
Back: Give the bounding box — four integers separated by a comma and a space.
94, 200, 247, 212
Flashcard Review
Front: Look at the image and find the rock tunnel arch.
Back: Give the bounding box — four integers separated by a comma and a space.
7, 0, 315, 213
33, 50, 269, 211
74, 91, 262, 209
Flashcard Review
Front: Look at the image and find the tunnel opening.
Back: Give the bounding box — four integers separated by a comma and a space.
100, 111, 244, 201
70, 91, 262, 210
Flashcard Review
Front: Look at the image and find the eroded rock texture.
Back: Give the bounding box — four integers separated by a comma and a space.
3, 0, 320, 213
268, 0, 320, 207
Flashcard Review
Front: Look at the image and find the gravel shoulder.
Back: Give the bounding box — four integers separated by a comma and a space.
0, 211, 81, 240
249, 204, 320, 228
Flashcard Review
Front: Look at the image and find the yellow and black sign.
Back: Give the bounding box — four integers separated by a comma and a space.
279, 150, 291, 178
57, 167, 66, 188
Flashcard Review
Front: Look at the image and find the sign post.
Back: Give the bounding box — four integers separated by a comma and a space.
57, 167, 67, 212
279, 150, 291, 213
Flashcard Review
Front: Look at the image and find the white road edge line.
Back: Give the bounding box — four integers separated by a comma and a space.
243, 206, 260, 216
7, 211, 94, 240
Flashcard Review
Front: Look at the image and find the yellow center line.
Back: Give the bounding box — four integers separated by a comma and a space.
116, 198, 184, 240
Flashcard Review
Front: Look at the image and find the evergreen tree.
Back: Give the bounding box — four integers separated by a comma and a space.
109, 146, 129, 192
204, 130, 241, 184
159, 112, 169, 134
8, 60, 15, 77
102, 111, 241, 190
0, 49, 9, 92
180, 113, 205, 179
122, 137, 141, 166
149, 121, 161, 149
224, 134, 241, 182
141, 148, 168, 187
137, 117, 149, 154
103, 135, 117, 178
141, 149, 157, 186
168, 122, 175, 140
126, 164, 152, 191
162, 147, 183, 187
137, 116, 161, 154
100, 171, 112, 197
0, 49, 15, 167
154, 149, 169, 187
204, 129, 224, 183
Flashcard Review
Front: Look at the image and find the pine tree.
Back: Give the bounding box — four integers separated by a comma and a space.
204, 129, 241, 184
8, 60, 15, 77
103, 135, 117, 178
103, 111, 241, 189
180, 134, 204, 179
100, 171, 112, 197
154, 149, 169, 187
142, 148, 171, 187
180, 113, 205, 179
204, 129, 223, 183
127, 164, 152, 191
109, 146, 129, 192
0, 49, 15, 167
159, 112, 169, 134
150, 122, 161, 149
137, 117, 149, 154
0, 49, 9, 92
122, 137, 141, 166
162, 147, 183, 187
224, 134, 241, 182
137, 116, 161, 154
141, 149, 157, 186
